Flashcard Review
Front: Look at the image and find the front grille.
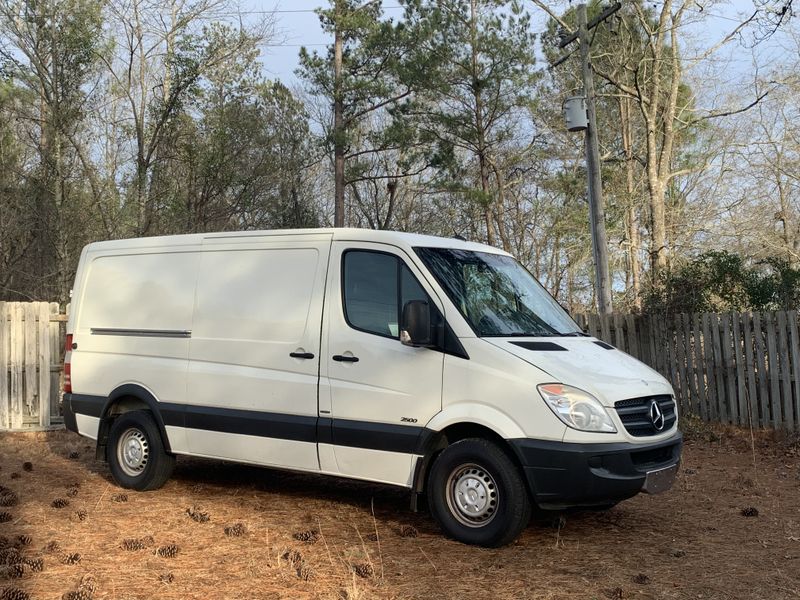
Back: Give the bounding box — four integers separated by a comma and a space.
614, 395, 676, 437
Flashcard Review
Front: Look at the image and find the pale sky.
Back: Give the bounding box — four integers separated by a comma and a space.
249, 0, 782, 88
253, 1, 407, 83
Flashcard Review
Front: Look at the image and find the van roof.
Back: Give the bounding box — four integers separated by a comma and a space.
84, 228, 512, 256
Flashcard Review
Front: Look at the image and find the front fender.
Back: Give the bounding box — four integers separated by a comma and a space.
424, 402, 527, 439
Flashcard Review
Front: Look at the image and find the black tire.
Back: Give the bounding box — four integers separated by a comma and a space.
427, 438, 531, 547
106, 410, 175, 491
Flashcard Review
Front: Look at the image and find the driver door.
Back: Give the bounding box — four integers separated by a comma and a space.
319, 242, 444, 486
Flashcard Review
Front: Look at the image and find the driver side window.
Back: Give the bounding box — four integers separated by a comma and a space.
342, 250, 430, 339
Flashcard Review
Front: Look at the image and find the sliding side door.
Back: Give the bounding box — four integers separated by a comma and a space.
185, 233, 332, 471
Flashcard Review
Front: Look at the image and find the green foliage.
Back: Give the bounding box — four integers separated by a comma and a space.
417, 1, 539, 192
151, 32, 320, 234
644, 251, 800, 314
7, 0, 105, 126
297, 0, 438, 178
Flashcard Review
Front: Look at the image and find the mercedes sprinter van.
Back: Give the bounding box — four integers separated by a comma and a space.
62, 229, 682, 547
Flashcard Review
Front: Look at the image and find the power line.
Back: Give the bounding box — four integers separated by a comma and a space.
263, 43, 328, 47
220, 5, 403, 15
646, 1, 754, 23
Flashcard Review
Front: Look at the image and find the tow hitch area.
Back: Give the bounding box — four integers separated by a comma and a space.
642, 463, 679, 494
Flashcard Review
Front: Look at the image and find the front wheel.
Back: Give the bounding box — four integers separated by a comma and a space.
427, 438, 531, 547
107, 410, 175, 491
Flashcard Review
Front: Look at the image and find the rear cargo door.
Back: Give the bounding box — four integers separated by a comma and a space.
185, 233, 332, 470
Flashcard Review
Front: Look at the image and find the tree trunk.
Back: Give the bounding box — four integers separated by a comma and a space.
470, 0, 495, 247
333, 0, 345, 227
619, 96, 641, 307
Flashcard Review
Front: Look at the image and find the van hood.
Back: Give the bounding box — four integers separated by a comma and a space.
483, 337, 673, 406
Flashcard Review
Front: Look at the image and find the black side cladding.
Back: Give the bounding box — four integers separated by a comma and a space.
68, 391, 434, 455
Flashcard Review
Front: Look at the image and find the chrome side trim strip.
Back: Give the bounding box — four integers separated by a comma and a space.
90, 328, 191, 338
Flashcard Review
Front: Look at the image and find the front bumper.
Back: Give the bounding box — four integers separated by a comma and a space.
509, 431, 682, 509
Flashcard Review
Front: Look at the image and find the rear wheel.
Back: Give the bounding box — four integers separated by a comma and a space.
427, 438, 531, 547
107, 410, 174, 491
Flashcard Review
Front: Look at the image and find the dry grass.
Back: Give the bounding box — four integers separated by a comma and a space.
0, 425, 799, 599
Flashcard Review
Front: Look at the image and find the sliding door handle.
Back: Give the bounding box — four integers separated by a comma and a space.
289, 352, 315, 359
332, 354, 359, 363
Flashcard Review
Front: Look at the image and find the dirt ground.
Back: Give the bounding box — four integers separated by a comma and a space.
1, 422, 799, 600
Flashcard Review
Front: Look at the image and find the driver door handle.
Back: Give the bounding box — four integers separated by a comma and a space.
332, 354, 359, 363
289, 352, 315, 359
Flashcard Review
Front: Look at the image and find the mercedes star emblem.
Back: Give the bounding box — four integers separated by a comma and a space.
649, 398, 665, 431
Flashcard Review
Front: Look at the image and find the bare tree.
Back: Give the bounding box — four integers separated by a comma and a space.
99, 0, 273, 235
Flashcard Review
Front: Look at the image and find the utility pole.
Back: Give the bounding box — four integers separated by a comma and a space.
333, 0, 345, 228
577, 3, 612, 315
555, 2, 619, 315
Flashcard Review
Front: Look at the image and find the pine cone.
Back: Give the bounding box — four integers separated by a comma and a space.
604, 587, 624, 600
398, 524, 418, 538
186, 506, 209, 523
24, 558, 43, 573
45, 541, 61, 553
0, 492, 17, 508
62, 553, 81, 565
8, 475, 19, 481
75, 510, 87, 521
281, 549, 302, 568
0, 564, 24, 579
78, 574, 96, 596
110, 494, 127, 503
224, 523, 246, 537
155, 544, 178, 558
51, 499, 70, 509
0, 548, 22, 565
292, 530, 319, 544
0, 587, 30, 600
21, 464, 32, 473
352, 562, 374, 578
14, 536, 30, 548
121, 536, 153, 551
0, 538, 7, 550
61, 591, 92, 600
297, 562, 313, 581
66, 488, 78, 498
158, 572, 174, 584
68, 452, 80, 460
0, 514, 11, 524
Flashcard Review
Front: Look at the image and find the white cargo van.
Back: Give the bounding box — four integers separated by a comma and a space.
62, 229, 681, 547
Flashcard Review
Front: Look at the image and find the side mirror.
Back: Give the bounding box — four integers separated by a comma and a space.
400, 300, 432, 347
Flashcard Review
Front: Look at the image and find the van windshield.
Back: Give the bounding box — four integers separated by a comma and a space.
415, 247, 582, 337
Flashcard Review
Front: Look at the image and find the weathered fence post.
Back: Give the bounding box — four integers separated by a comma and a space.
0, 302, 8, 429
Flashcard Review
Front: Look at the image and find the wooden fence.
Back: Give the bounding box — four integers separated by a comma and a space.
0, 302, 66, 430
2, 302, 799, 431
575, 312, 800, 431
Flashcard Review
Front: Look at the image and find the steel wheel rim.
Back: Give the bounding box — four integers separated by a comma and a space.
117, 427, 149, 477
445, 462, 499, 528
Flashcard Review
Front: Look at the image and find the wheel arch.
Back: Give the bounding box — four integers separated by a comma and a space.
96, 384, 173, 458
412, 418, 527, 497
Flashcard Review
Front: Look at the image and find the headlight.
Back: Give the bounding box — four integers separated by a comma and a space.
537, 383, 616, 433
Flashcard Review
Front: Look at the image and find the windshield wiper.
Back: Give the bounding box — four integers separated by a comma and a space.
558, 331, 590, 337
